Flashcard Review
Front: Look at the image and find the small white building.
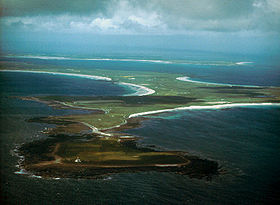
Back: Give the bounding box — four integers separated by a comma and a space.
75, 157, 81, 163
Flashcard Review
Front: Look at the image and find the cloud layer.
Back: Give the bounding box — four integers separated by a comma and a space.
1, 0, 280, 34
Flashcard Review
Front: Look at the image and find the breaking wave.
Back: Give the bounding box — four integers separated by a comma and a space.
3, 55, 253, 66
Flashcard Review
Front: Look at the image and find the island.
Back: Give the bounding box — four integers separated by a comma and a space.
1, 59, 280, 179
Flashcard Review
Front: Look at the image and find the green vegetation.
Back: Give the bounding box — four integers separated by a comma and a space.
2, 60, 279, 131
19, 134, 219, 179
38, 88, 279, 130
57, 137, 188, 166
2, 60, 279, 179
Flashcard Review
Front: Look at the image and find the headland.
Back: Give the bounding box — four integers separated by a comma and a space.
1, 59, 280, 179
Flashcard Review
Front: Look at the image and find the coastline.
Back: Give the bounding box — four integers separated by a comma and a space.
119, 82, 155, 96
16, 133, 219, 179
0, 69, 155, 96
3, 69, 279, 135
3, 55, 253, 66
4, 67, 279, 180
176, 76, 264, 88
4, 55, 172, 64
1, 69, 112, 81
129, 103, 280, 118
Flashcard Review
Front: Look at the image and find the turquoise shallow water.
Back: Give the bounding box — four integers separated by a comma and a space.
1, 67, 280, 204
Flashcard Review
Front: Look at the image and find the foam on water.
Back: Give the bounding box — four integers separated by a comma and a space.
129, 103, 280, 118
3, 55, 254, 66
2, 65, 279, 204
119, 82, 155, 96
1, 69, 112, 81
0, 70, 155, 96
176, 76, 263, 87
4, 55, 172, 64
235, 61, 253, 65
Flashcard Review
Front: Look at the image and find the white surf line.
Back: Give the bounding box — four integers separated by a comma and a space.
176, 76, 263, 88
1, 69, 156, 133
4, 55, 254, 66
0, 69, 112, 81
128, 103, 280, 118
85, 58, 172, 64
235, 61, 253, 65
119, 82, 155, 96
0, 69, 155, 96
4, 55, 172, 64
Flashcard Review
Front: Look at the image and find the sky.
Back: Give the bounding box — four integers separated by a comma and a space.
1, 0, 280, 56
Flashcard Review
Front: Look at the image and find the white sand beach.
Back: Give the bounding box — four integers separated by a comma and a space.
119, 82, 155, 96
0, 69, 155, 96
129, 103, 280, 118
176, 76, 262, 88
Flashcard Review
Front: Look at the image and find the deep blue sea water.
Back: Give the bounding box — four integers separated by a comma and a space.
1, 59, 280, 204
0, 71, 131, 97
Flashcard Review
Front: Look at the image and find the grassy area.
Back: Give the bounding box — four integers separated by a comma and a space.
2, 60, 279, 131
19, 135, 218, 179
5, 60, 253, 178
56, 137, 187, 166
39, 89, 279, 130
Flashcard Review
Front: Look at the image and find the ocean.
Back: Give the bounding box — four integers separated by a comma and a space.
0, 53, 280, 204
1, 49, 280, 87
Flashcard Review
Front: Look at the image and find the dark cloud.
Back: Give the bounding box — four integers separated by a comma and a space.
1, 0, 109, 16
1, 0, 279, 33
0, 0, 257, 18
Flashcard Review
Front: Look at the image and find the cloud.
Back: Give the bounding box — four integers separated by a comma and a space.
90, 18, 118, 30
1, 0, 280, 34
1, 0, 109, 16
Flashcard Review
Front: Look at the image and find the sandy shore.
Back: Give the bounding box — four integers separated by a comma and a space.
85, 58, 172, 64
3, 69, 279, 134
1, 69, 112, 81
235, 62, 253, 65
176, 76, 262, 88
5, 55, 172, 64
129, 103, 280, 118
119, 82, 155, 96
4, 55, 254, 66
0, 69, 155, 96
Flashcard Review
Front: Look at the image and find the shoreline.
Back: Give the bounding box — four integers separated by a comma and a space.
4, 69, 279, 136
5, 68, 279, 180
129, 103, 280, 118
119, 82, 155, 96
176, 76, 265, 88
1, 69, 112, 81
16, 134, 219, 179
0, 69, 155, 97
3, 55, 172, 64
3, 55, 253, 66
